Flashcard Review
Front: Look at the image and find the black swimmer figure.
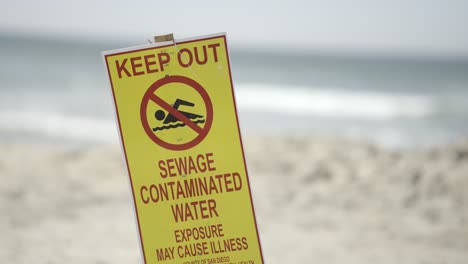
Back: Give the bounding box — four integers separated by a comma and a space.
155, 99, 203, 124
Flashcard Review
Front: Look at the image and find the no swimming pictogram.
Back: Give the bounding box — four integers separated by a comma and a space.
140, 75, 213, 151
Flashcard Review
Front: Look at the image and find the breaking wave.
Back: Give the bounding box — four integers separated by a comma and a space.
234, 83, 436, 119
0, 83, 447, 144
0, 110, 118, 143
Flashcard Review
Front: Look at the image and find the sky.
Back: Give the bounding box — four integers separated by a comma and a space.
1, 0, 468, 56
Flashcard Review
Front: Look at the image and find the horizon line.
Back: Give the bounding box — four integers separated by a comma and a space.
2, 29, 468, 61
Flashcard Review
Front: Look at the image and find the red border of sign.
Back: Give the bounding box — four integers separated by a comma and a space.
140, 75, 213, 151
223, 36, 265, 263
104, 34, 265, 264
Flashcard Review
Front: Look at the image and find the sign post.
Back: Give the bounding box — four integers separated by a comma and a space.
103, 33, 264, 264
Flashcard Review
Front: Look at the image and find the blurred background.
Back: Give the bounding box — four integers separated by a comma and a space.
1, 0, 468, 263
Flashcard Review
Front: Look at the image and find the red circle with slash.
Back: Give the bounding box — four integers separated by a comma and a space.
140, 75, 213, 151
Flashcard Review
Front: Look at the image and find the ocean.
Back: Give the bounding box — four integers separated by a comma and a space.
1, 34, 467, 148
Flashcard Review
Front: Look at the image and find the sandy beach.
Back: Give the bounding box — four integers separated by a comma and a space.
1, 135, 468, 263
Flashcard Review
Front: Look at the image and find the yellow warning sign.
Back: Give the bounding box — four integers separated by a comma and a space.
103, 33, 264, 264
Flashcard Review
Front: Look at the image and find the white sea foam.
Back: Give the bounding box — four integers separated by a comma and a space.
0, 83, 439, 144
234, 83, 435, 119
0, 110, 118, 143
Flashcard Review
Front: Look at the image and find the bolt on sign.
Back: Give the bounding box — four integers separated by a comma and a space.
102, 33, 264, 264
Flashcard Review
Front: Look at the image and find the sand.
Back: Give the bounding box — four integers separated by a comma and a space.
1, 136, 468, 263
